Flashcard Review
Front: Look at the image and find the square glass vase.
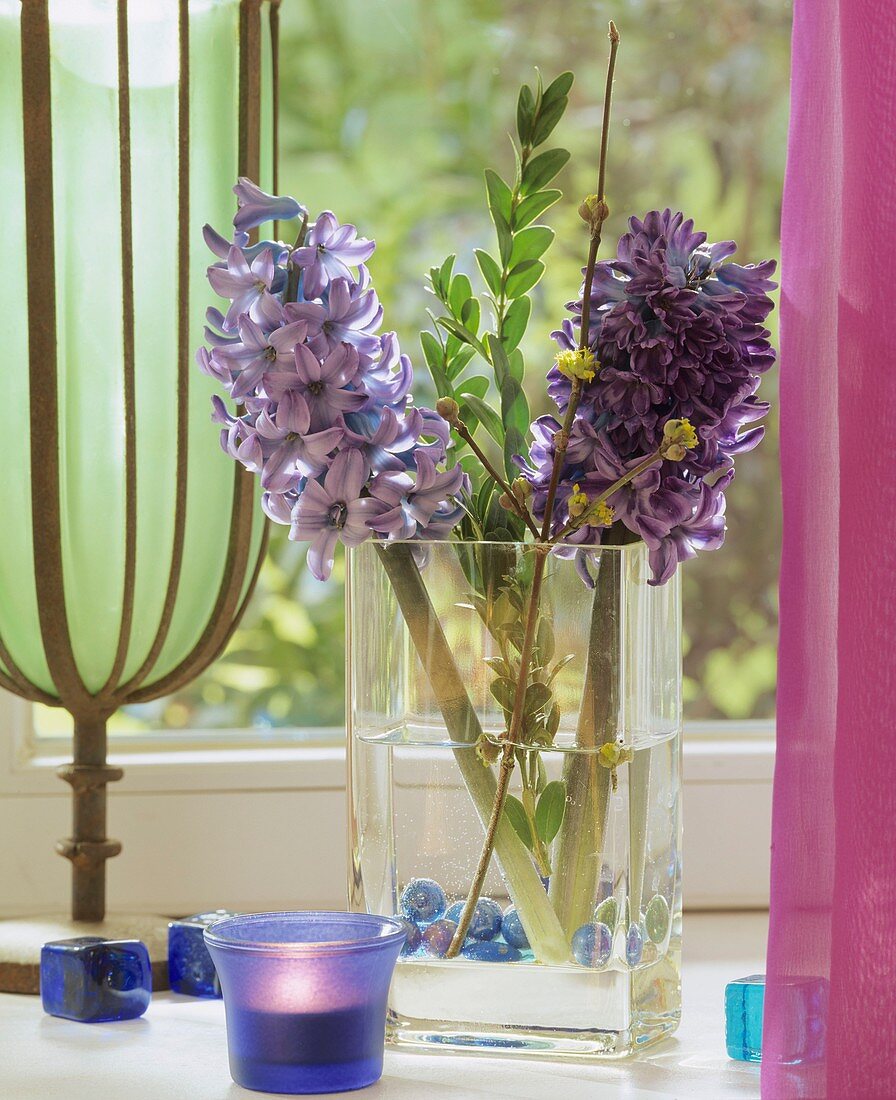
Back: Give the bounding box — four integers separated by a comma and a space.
347, 539, 682, 1060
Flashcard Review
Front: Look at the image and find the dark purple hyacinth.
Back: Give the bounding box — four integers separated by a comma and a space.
198, 180, 465, 581
526, 209, 776, 584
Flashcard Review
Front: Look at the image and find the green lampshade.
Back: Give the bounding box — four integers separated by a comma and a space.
0, 0, 271, 700
0, 0, 278, 926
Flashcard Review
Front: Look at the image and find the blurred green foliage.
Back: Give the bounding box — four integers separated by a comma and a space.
38, 0, 790, 738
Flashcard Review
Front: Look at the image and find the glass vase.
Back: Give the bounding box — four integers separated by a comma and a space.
347, 539, 682, 1060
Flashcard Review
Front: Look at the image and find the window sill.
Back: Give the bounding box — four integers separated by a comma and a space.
1, 733, 773, 795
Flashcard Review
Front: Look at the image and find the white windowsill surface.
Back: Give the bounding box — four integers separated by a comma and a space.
0, 911, 767, 1099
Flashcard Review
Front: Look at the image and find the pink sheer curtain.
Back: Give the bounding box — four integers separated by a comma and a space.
763, 1, 896, 1096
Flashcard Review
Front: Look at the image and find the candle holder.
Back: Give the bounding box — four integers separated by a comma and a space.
204, 912, 405, 1095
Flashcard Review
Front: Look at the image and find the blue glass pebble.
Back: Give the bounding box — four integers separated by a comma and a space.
400, 878, 446, 924
501, 906, 529, 950
461, 940, 522, 963
625, 923, 644, 967
444, 898, 502, 941
396, 917, 422, 955
41, 936, 151, 1023
168, 910, 235, 997
571, 922, 612, 968
420, 919, 457, 957
726, 974, 765, 1062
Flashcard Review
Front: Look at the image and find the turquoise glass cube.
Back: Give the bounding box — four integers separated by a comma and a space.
168, 910, 235, 997
726, 973, 829, 1064
725, 973, 765, 1062
41, 937, 151, 1023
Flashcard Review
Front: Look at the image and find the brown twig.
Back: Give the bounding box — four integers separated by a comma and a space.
446, 24, 621, 957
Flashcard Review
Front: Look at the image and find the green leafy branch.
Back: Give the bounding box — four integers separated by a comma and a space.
421, 70, 574, 493
458, 548, 573, 877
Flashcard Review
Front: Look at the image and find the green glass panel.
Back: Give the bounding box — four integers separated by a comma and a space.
0, 3, 50, 692
0, 0, 267, 698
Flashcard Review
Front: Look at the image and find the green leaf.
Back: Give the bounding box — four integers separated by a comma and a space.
436, 316, 476, 348
535, 781, 566, 845
420, 330, 443, 371
475, 249, 503, 297
535, 617, 555, 665
461, 297, 481, 335
507, 348, 525, 383
546, 652, 576, 685
531, 96, 568, 147
464, 394, 505, 448
524, 681, 553, 715
516, 84, 536, 145
504, 794, 535, 850
496, 216, 513, 266
505, 259, 545, 298
510, 225, 554, 265
521, 148, 570, 195
445, 344, 476, 381
449, 274, 473, 318
489, 677, 517, 713
429, 357, 452, 399
501, 296, 530, 353
541, 71, 574, 105
488, 334, 511, 386
437, 254, 456, 297
456, 375, 488, 400
484, 655, 513, 679
485, 169, 513, 223
513, 189, 562, 230
499, 368, 530, 481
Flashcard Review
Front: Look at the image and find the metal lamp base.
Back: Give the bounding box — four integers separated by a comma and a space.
0, 913, 170, 994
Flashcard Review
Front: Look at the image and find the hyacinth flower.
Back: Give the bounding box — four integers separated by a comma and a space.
207, 245, 283, 331
290, 450, 388, 581
290, 211, 376, 298
196, 32, 776, 968
198, 178, 466, 583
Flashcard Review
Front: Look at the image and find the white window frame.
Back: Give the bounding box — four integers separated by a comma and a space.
0, 691, 773, 917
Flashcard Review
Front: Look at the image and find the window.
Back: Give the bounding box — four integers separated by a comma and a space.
5, 0, 789, 915
31, 0, 788, 742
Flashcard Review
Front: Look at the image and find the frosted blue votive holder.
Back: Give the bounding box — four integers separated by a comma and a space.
204, 911, 405, 1095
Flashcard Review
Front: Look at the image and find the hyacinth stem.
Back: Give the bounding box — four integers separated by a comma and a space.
446, 23, 622, 956
548, 546, 622, 936
285, 212, 309, 303
375, 544, 569, 966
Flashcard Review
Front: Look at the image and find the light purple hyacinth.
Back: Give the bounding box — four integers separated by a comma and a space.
197, 181, 466, 581
265, 343, 368, 432
233, 177, 304, 232
367, 451, 466, 541
290, 212, 375, 299
290, 450, 387, 581
214, 315, 308, 401
207, 246, 282, 331
255, 393, 344, 491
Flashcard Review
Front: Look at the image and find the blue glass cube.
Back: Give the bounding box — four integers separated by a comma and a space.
725, 973, 765, 1062
726, 973, 828, 1064
168, 910, 235, 997
41, 936, 151, 1023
